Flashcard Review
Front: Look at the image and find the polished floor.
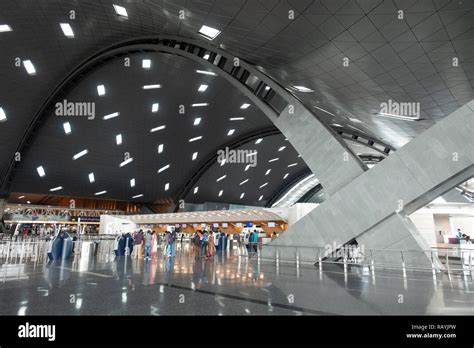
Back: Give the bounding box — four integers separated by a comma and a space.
0, 241, 473, 315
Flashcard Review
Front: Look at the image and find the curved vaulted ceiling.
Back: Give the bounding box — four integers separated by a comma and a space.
0, 0, 473, 205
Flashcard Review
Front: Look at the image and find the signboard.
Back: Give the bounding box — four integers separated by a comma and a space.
213, 223, 219, 228
236, 223, 242, 227
71, 216, 100, 223
182, 224, 187, 228
193, 224, 198, 228
268, 222, 276, 228
222, 223, 228, 228
175, 224, 180, 227
201, 223, 206, 228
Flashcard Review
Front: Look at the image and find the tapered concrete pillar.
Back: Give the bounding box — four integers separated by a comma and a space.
263, 101, 474, 269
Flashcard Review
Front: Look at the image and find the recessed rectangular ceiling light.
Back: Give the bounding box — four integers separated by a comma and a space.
240, 103, 250, 109
116, 134, 122, 145
60, 23, 74, 38
283, 173, 289, 179
142, 84, 161, 89
196, 70, 217, 76
259, 183, 268, 189
194, 187, 199, 194
158, 164, 170, 173
239, 179, 249, 186
216, 175, 226, 182
198, 84, 208, 92
265, 169, 271, 175
0, 24, 12, 32
293, 86, 314, 92
119, 157, 133, 167
88, 172, 95, 183
269, 158, 279, 162
189, 136, 202, 142
164, 183, 170, 191
63, 122, 71, 134
142, 59, 151, 69
288, 163, 298, 167
23, 60, 36, 75
240, 193, 245, 199
255, 138, 263, 144
130, 178, 135, 187
36, 166, 46, 177
103, 112, 119, 120
73, 149, 88, 160
132, 194, 143, 199
158, 144, 164, 153
0, 107, 7, 122
227, 129, 235, 136
152, 103, 159, 112
192, 152, 198, 160
194, 117, 201, 126
94, 190, 107, 196
191, 103, 208, 107
198, 25, 221, 40
50, 186, 63, 192
230, 117, 244, 121
97, 85, 106, 96
113, 4, 128, 18
150, 125, 166, 133
218, 190, 223, 197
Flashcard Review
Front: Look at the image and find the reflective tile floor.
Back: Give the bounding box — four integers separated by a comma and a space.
0, 242, 473, 315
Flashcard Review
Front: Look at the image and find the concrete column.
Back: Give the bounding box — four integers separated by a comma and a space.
263, 100, 474, 269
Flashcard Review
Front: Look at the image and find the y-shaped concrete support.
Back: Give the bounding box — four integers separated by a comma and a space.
264, 101, 474, 269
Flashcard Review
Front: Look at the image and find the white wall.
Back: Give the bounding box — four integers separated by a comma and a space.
450, 216, 474, 236
409, 210, 437, 247
99, 215, 137, 235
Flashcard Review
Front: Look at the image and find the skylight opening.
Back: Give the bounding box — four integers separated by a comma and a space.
142, 84, 161, 90
240, 193, 245, 199
116, 134, 122, 145
50, 186, 63, 192
132, 194, 143, 199
103, 112, 119, 120
278, 146, 286, 152
113, 4, 128, 18
239, 179, 249, 186
216, 175, 227, 182
88, 173, 95, 183
192, 152, 198, 160
97, 85, 106, 96
158, 164, 170, 173
164, 183, 170, 191
269, 158, 279, 162
218, 190, 223, 197
194, 117, 201, 126
283, 173, 289, 179
0, 107, 6, 122
198, 25, 221, 40
194, 187, 199, 194
288, 163, 298, 167
198, 84, 208, 92
259, 183, 268, 189
189, 136, 203, 143
63, 122, 71, 134
230, 117, 244, 121
0, 24, 12, 32
23, 60, 36, 75
158, 144, 164, 154
73, 149, 88, 160
255, 138, 263, 144
95, 190, 107, 196
150, 125, 166, 133
152, 103, 159, 112
196, 70, 217, 76
191, 103, 208, 107
240, 103, 250, 109
130, 178, 135, 187
142, 59, 151, 69
227, 129, 235, 136
60, 23, 74, 38
258, 195, 263, 201
119, 158, 133, 167
265, 169, 271, 175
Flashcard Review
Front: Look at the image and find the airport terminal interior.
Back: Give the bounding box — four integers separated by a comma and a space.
0, 0, 473, 317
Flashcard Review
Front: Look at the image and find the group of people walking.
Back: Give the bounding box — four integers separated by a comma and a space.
131, 229, 178, 260
191, 230, 230, 259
